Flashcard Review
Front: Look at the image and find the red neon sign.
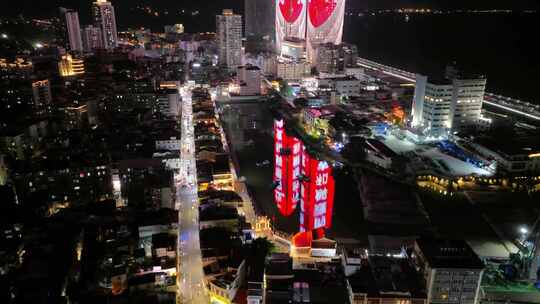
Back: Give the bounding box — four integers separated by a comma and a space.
300, 146, 335, 232
274, 120, 335, 236
273, 120, 302, 216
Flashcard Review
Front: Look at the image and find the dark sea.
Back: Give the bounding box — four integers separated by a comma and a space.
343, 13, 540, 103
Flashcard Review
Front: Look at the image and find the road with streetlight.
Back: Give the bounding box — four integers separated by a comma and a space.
175, 85, 208, 304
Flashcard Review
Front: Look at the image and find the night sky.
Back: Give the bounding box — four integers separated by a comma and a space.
1, 0, 539, 18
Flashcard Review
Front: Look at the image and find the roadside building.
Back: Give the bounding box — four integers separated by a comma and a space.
237, 65, 262, 96
412, 238, 485, 304
412, 73, 487, 138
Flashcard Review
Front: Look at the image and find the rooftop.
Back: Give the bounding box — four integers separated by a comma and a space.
415, 238, 485, 269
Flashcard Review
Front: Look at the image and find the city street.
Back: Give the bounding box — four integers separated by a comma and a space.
176, 85, 208, 304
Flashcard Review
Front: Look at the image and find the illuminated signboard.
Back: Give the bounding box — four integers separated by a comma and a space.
299, 146, 335, 232
306, 0, 345, 61
274, 119, 335, 237
276, 0, 307, 51
274, 119, 302, 216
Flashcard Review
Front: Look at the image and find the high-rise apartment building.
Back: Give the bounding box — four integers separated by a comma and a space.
307, 0, 346, 62
315, 43, 357, 74
412, 73, 487, 138
216, 9, 243, 70
276, 0, 307, 52
32, 80, 52, 109
245, 0, 276, 53
93, 0, 118, 49
83, 25, 104, 51
62, 9, 83, 52
275, 0, 346, 63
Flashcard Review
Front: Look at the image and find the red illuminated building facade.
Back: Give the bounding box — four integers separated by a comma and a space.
273, 119, 303, 216
273, 119, 335, 242
299, 146, 335, 233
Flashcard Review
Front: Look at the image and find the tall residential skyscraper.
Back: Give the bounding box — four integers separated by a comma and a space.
276, 0, 346, 62
83, 25, 103, 51
307, 0, 346, 62
276, 0, 307, 52
93, 0, 118, 49
32, 79, 52, 109
216, 9, 243, 70
63, 9, 83, 52
245, 0, 276, 53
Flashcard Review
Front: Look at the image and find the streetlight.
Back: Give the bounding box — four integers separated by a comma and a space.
520, 226, 529, 235
1, 33, 7, 39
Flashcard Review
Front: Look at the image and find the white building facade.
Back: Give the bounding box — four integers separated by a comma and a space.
217, 9, 243, 70
412, 74, 487, 138
238, 65, 262, 96
306, 0, 346, 62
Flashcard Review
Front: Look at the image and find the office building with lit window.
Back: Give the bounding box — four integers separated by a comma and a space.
412, 238, 484, 304
93, 0, 118, 49
32, 79, 52, 109
412, 73, 487, 138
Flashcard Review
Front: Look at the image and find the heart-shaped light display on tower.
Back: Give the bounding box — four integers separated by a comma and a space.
308, 0, 337, 28
279, 0, 305, 23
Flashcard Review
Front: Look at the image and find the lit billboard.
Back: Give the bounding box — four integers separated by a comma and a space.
273, 119, 302, 216
276, 0, 307, 52
306, 0, 346, 62
299, 146, 335, 232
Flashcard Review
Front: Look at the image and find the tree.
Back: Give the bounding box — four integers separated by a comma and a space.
249, 237, 275, 260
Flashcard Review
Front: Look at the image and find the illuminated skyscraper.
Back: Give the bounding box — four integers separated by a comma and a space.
216, 9, 243, 69
307, 0, 346, 62
62, 9, 83, 52
58, 54, 85, 77
93, 0, 118, 49
276, 0, 307, 53
83, 25, 103, 51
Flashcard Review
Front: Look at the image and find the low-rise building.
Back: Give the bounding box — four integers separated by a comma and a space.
277, 60, 311, 80
472, 138, 540, 173
346, 254, 427, 304
412, 238, 485, 304
317, 75, 362, 98
237, 65, 262, 96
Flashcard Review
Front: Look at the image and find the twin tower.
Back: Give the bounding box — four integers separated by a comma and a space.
276, 0, 346, 60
